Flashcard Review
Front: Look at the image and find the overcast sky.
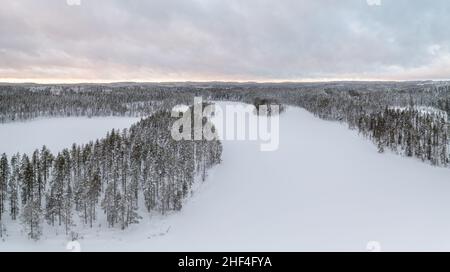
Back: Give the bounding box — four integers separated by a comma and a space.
0, 0, 449, 83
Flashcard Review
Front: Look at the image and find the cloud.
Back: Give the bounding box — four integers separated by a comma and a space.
0, 0, 449, 82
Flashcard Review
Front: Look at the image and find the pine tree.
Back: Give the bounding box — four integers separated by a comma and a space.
46, 154, 66, 226
20, 155, 33, 205
102, 181, 119, 227
21, 197, 42, 240
0, 153, 9, 237
20, 155, 43, 240
45, 148, 76, 233
40, 146, 53, 194
8, 154, 20, 220
63, 178, 74, 235
83, 168, 101, 227
0, 154, 8, 215
32, 150, 44, 204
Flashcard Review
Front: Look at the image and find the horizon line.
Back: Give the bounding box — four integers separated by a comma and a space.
1, 78, 449, 85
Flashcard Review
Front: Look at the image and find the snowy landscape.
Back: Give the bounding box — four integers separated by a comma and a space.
1, 0, 450, 254
0, 101, 450, 251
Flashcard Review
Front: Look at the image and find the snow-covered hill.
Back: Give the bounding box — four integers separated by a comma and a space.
1, 102, 450, 251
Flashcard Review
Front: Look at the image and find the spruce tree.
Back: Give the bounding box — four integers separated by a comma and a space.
0, 153, 9, 237
8, 154, 20, 220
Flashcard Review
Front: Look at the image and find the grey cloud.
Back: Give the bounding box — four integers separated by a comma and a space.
0, 0, 449, 82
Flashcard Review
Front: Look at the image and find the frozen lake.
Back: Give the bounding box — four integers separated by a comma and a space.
0, 116, 141, 156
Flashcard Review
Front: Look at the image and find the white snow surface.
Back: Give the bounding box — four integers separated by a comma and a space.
1, 102, 450, 251
0, 116, 141, 157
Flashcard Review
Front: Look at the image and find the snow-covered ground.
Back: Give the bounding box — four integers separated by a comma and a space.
1, 102, 450, 251
0, 116, 141, 156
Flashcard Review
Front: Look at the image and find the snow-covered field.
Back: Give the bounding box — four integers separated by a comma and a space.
0, 117, 141, 156
1, 103, 450, 251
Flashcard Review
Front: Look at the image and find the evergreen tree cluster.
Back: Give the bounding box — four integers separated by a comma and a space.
358, 108, 449, 165
1, 81, 449, 170
0, 82, 449, 240
0, 85, 195, 122
280, 87, 450, 167
0, 110, 222, 240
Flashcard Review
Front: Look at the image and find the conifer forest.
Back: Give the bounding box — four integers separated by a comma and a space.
0, 82, 449, 241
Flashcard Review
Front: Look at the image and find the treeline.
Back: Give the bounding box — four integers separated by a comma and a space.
252, 97, 286, 116
1, 81, 449, 169
193, 82, 450, 167
0, 85, 195, 122
358, 108, 448, 165
0, 110, 222, 240
280, 88, 449, 167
